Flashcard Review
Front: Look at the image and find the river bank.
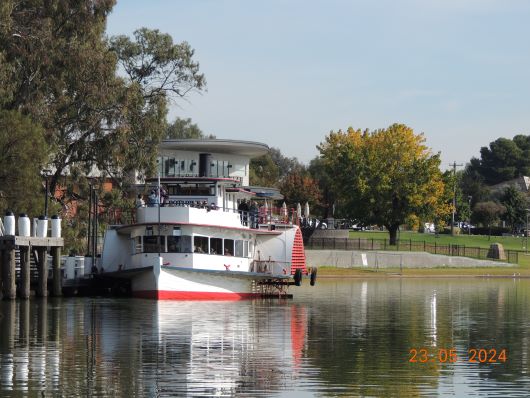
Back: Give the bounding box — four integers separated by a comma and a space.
316, 266, 530, 278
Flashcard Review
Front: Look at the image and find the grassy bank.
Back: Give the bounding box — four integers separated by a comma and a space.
316, 265, 530, 278
349, 230, 529, 251
347, 230, 530, 266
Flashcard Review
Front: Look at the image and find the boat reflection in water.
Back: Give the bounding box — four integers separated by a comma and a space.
0, 298, 308, 397
151, 301, 308, 396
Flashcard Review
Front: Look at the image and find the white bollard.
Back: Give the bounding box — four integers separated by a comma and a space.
4, 211, 15, 236
18, 213, 31, 237
51, 215, 61, 238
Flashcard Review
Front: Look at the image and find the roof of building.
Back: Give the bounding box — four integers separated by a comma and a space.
160, 139, 269, 157
490, 176, 530, 193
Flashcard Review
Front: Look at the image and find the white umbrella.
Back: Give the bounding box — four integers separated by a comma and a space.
304, 202, 310, 218
281, 201, 288, 216
297, 202, 302, 217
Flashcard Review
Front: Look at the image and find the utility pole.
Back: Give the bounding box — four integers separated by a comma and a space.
450, 162, 463, 236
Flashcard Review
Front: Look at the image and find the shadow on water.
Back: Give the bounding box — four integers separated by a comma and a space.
0, 279, 529, 397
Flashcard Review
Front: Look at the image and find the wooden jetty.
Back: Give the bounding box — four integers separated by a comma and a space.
0, 235, 64, 300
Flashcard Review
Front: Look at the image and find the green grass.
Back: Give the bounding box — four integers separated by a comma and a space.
349, 230, 529, 251
347, 230, 530, 267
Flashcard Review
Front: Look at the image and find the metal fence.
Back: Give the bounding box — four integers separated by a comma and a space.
305, 237, 520, 264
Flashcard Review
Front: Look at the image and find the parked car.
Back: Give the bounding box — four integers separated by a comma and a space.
424, 223, 436, 233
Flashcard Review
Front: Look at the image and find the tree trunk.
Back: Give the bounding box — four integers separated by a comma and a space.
388, 224, 399, 246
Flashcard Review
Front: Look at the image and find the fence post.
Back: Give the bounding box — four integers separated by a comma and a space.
384, 239, 387, 250
424, 240, 426, 252
397, 238, 400, 251
435, 242, 437, 254
371, 238, 374, 250
409, 239, 412, 251
358, 238, 361, 250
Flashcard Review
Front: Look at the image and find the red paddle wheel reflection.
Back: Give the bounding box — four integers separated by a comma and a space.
290, 304, 308, 370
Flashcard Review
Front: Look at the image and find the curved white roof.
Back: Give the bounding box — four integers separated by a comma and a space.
160, 139, 269, 157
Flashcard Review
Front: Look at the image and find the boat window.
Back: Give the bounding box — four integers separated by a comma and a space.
165, 157, 176, 177
244, 241, 249, 258
143, 236, 161, 253
134, 237, 142, 254
210, 237, 222, 255
167, 236, 183, 253
168, 184, 213, 196
194, 236, 209, 254
249, 241, 254, 258
224, 239, 234, 256
180, 236, 192, 253
235, 240, 244, 257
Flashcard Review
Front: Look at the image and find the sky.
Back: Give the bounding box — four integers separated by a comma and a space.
106, 0, 530, 170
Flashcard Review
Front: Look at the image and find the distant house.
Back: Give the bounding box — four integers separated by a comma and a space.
489, 176, 530, 197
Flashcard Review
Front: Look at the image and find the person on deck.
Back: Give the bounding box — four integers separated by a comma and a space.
136, 194, 145, 208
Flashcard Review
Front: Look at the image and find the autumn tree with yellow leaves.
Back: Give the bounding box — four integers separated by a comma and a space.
318, 123, 451, 244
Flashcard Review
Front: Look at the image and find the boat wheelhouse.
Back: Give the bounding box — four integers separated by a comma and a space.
99, 139, 313, 299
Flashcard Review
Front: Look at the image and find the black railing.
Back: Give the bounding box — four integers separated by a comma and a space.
305, 237, 520, 264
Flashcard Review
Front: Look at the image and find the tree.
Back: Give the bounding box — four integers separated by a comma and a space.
318, 124, 450, 244
0, 3, 206, 253
1, 4, 206, 194
249, 147, 302, 187
0, 110, 49, 214
166, 117, 214, 139
469, 136, 530, 185
249, 152, 279, 187
472, 201, 506, 238
308, 156, 336, 219
458, 165, 490, 209
499, 186, 528, 234
278, 170, 322, 210
1, 0, 121, 194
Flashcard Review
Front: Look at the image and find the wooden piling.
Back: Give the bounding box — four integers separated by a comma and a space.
52, 247, 62, 296
19, 246, 31, 299
36, 247, 48, 297
0, 249, 3, 300
2, 248, 16, 299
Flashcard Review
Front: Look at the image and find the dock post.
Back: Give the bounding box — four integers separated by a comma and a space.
36, 247, 48, 297
52, 246, 62, 296
0, 249, 3, 300
2, 248, 16, 299
19, 246, 31, 299
0, 249, 3, 301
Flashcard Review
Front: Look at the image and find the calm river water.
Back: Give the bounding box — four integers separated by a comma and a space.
1, 278, 530, 397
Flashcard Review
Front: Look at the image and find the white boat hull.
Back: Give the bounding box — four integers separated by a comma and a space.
130, 264, 284, 300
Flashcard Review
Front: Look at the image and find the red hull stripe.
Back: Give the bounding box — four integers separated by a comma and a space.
133, 290, 262, 300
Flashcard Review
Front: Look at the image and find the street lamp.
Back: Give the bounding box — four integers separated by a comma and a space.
468, 195, 472, 236
42, 169, 52, 217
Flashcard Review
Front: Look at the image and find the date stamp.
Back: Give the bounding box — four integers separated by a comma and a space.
409, 348, 507, 364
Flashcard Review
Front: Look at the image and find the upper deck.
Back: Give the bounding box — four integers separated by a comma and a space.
156, 139, 269, 186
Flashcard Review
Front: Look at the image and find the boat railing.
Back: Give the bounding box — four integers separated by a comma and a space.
135, 201, 301, 229
251, 260, 291, 275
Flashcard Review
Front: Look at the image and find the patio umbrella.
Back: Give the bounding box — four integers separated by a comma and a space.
281, 201, 288, 216
297, 202, 302, 217
304, 202, 310, 218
